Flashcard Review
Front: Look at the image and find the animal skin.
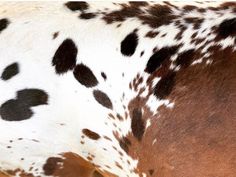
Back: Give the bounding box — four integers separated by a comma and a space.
0, 1, 236, 177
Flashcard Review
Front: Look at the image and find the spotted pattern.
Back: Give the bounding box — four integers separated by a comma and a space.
1, 2, 236, 177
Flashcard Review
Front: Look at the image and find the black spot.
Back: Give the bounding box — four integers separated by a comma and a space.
93, 90, 113, 109
101, 72, 107, 80
218, 18, 236, 38
154, 71, 176, 99
145, 31, 159, 38
145, 46, 178, 73
175, 49, 195, 68
0, 89, 48, 121
73, 64, 98, 87
80, 13, 96, 19
52, 39, 77, 74
65, 1, 89, 11
0, 99, 33, 121
119, 137, 131, 153
198, 8, 206, 13
0, 18, 9, 33
17, 89, 48, 106
52, 32, 59, 39
116, 113, 123, 121
129, 2, 148, 7
191, 32, 197, 39
121, 32, 138, 56
82, 128, 100, 140
140, 51, 144, 57
131, 108, 145, 141
183, 5, 197, 11
184, 17, 203, 30
1, 62, 19, 80
161, 33, 167, 37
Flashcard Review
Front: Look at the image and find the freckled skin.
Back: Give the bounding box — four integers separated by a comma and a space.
0, 1, 236, 177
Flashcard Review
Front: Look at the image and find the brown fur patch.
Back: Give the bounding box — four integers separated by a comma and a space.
102, 3, 178, 29
82, 129, 101, 140
4, 169, 33, 177
0, 172, 9, 177
43, 152, 116, 177
131, 108, 145, 140
123, 46, 236, 177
